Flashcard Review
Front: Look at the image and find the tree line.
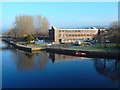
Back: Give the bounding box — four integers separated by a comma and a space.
94, 21, 120, 47
4, 15, 50, 37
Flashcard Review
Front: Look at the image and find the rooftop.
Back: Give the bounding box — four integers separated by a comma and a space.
52, 26, 99, 30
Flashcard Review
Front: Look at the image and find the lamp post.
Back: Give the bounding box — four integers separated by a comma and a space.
104, 30, 107, 48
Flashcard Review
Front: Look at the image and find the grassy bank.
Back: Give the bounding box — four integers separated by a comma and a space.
71, 44, 120, 53
17, 43, 46, 48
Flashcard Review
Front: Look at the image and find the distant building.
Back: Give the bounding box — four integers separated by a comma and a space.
49, 26, 105, 43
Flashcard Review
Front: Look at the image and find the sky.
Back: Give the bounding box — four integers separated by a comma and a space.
1, 2, 118, 32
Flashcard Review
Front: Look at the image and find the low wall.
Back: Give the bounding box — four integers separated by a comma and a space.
2, 39, 45, 52
46, 47, 120, 59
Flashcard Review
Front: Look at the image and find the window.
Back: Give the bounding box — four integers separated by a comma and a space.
59, 30, 61, 32
87, 34, 89, 36
59, 34, 61, 37
72, 30, 75, 32
75, 34, 77, 36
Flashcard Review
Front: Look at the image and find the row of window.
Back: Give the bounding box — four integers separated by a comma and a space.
59, 34, 94, 37
61, 38, 90, 42
59, 30, 95, 33
62, 39, 81, 41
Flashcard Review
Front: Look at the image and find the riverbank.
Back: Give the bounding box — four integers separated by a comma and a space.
71, 44, 120, 53
2, 38, 120, 59
46, 43, 120, 59
2, 38, 46, 52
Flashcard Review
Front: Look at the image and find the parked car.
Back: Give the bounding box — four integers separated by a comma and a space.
73, 41, 81, 46
46, 43, 52, 46
84, 40, 96, 44
101, 40, 110, 43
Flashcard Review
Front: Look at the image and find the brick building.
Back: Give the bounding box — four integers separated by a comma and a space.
49, 26, 103, 43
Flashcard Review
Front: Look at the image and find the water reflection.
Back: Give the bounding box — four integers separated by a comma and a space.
11, 50, 48, 71
49, 53, 85, 63
0, 41, 14, 51
94, 58, 120, 81
49, 53, 120, 81
2, 41, 120, 88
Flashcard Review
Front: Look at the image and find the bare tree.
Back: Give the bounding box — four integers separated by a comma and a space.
94, 21, 120, 47
34, 15, 42, 36
110, 21, 120, 47
41, 17, 50, 36
33, 16, 50, 36
15, 15, 34, 37
7, 15, 50, 38
6, 28, 16, 37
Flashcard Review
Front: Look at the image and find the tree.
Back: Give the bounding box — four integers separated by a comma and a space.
94, 21, 120, 47
15, 15, 34, 37
6, 15, 50, 38
34, 15, 42, 36
41, 17, 50, 36
97, 29, 101, 46
35, 37, 39, 41
6, 28, 17, 37
109, 21, 120, 47
25, 34, 34, 43
34, 16, 50, 36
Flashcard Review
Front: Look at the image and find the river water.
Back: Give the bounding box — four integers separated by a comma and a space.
1, 40, 120, 88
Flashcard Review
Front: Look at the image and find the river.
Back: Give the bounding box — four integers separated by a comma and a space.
0, 40, 120, 88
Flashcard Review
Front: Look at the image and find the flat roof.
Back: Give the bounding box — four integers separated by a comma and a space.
58, 29, 99, 30
51, 26, 105, 31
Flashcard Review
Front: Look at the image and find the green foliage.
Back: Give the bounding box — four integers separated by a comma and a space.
35, 37, 39, 41
25, 34, 34, 43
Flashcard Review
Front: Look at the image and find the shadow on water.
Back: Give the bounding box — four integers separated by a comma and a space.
49, 53, 120, 81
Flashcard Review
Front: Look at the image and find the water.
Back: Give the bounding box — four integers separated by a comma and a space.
1, 40, 120, 88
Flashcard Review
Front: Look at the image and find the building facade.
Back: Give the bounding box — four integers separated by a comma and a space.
49, 26, 103, 43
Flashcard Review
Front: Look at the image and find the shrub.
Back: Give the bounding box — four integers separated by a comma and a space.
25, 34, 34, 43
35, 37, 39, 41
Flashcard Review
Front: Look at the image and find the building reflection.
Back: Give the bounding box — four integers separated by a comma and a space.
11, 50, 48, 71
49, 53, 120, 81
10, 48, 120, 82
94, 58, 120, 81
48, 53, 85, 63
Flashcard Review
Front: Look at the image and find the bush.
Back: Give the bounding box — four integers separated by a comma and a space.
25, 34, 34, 43
35, 37, 39, 41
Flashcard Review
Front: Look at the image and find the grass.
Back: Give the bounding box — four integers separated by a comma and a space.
71, 44, 120, 53
18, 41, 120, 53
18, 42, 47, 48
